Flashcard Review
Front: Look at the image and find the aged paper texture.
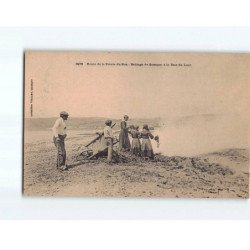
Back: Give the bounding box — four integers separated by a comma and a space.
24, 51, 249, 198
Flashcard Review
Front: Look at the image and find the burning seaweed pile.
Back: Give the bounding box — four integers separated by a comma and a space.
74, 148, 234, 178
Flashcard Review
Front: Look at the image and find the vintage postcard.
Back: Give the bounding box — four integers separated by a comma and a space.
23, 51, 249, 198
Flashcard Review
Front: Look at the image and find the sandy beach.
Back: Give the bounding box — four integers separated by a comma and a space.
23, 128, 249, 198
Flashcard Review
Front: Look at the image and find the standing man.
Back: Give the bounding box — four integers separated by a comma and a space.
52, 111, 69, 171
104, 120, 115, 163
119, 115, 131, 151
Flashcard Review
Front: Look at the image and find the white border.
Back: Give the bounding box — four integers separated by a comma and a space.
0, 220, 249, 250
0, 27, 250, 220
0, 0, 250, 26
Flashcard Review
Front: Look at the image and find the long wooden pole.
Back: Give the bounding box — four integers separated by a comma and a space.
84, 123, 116, 147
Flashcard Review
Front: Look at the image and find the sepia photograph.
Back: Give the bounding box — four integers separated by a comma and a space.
23, 51, 249, 198
2, 3, 250, 250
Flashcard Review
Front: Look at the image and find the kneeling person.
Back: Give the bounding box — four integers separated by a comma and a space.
52, 111, 69, 171
104, 120, 115, 163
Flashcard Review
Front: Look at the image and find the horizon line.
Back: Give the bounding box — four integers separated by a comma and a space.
24, 113, 227, 119
25, 116, 162, 119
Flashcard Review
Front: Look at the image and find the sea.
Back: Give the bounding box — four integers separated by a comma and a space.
24, 113, 248, 157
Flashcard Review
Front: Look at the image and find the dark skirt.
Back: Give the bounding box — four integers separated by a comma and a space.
119, 129, 131, 150
131, 138, 141, 155
141, 138, 154, 159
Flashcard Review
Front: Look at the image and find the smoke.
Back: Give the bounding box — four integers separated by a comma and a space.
153, 113, 249, 157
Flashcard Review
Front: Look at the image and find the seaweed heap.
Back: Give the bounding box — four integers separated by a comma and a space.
74, 149, 234, 177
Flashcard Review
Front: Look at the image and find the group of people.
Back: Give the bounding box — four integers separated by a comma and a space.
52, 112, 159, 170
106, 115, 159, 163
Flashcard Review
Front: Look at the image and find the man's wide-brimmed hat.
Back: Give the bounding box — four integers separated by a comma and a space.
105, 119, 112, 125
60, 111, 69, 116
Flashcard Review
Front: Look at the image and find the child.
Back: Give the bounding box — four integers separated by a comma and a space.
130, 125, 141, 156
140, 124, 155, 159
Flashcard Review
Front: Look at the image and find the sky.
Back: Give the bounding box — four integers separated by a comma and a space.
24, 51, 249, 118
